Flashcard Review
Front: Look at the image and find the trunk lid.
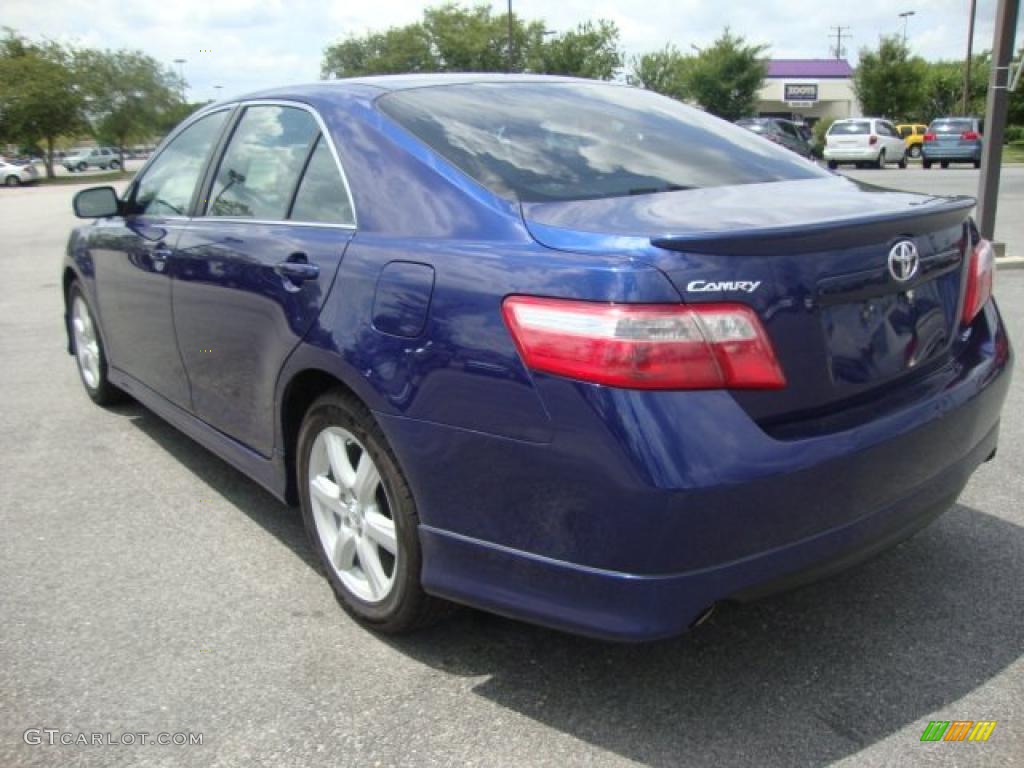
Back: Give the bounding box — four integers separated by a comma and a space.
522, 176, 975, 431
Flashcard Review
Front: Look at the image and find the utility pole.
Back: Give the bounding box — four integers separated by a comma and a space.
507, 0, 514, 73
899, 11, 915, 47
976, 0, 1020, 244
173, 58, 187, 102
829, 27, 851, 60
963, 0, 977, 115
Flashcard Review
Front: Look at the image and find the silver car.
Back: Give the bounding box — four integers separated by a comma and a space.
63, 147, 121, 172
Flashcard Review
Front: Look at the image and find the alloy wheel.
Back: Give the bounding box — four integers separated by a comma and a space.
72, 295, 101, 389
308, 426, 398, 603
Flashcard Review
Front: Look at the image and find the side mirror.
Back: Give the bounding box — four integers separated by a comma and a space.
73, 186, 121, 218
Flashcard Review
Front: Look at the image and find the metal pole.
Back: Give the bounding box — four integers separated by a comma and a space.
976, 0, 1020, 242
507, 0, 514, 72
963, 0, 977, 115
173, 58, 187, 102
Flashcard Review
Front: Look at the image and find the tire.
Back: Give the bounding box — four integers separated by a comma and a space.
875, 149, 886, 169
109, 159, 120, 170
898, 154, 908, 169
909, 145, 922, 158
68, 282, 126, 406
297, 389, 451, 634
923, 159, 932, 169
827, 160, 838, 170
5, 175, 20, 187
941, 161, 949, 169
77, 162, 87, 172
974, 158, 981, 169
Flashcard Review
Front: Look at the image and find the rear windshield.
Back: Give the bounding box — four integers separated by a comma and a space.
828, 121, 871, 135
930, 119, 974, 134
378, 83, 826, 202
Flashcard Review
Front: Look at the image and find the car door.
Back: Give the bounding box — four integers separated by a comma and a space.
171, 102, 356, 456
880, 121, 904, 159
89, 109, 229, 409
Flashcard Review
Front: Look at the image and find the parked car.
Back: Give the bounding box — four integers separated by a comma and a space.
63, 147, 120, 172
923, 117, 984, 169
897, 123, 928, 158
0, 159, 40, 186
63, 75, 1011, 641
735, 117, 813, 158
824, 118, 908, 169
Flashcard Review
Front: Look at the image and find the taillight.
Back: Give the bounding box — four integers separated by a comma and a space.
961, 130, 980, 140
501, 296, 786, 390
869, 135, 878, 145
962, 239, 995, 326
923, 133, 936, 142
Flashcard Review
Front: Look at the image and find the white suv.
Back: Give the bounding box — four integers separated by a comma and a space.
63, 147, 120, 173
824, 119, 907, 170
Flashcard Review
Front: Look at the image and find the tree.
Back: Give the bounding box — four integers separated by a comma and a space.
854, 36, 928, 121
321, 3, 621, 80
532, 20, 622, 80
684, 29, 767, 120
76, 49, 182, 169
919, 54, 989, 120
0, 30, 85, 178
628, 45, 692, 101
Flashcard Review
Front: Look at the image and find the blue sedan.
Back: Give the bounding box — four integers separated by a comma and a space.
63, 75, 1012, 641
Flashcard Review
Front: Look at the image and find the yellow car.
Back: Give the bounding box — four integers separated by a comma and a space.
897, 124, 928, 159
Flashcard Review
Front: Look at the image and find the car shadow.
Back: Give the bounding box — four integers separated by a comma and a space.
124, 402, 1022, 766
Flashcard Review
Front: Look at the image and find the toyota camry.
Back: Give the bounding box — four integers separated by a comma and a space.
64, 75, 1012, 641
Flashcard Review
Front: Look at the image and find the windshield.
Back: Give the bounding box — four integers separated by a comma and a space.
931, 119, 974, 134
378, 83, 826, 202
828, 121, 871, 135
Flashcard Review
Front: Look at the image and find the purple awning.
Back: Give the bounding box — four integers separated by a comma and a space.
766, 59, 854, 79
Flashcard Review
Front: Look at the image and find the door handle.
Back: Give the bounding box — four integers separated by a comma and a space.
274, 258, 320, 282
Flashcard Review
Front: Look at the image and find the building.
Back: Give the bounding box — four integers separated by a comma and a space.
756, 59, 861, 127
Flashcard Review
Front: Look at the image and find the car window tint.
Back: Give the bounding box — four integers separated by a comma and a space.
379, 83, 826, 203
828, 121, 871, 135
134, 111, 228, 216
289, 136, 354, 226
208, 105, 318, 220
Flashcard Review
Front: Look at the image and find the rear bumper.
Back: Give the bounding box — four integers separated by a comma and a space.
824, 147, 879, 162
381, 302, 1012, 641
923, 145, 981, 161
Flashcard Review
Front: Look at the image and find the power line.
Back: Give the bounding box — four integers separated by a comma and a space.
829, 26, 851, 60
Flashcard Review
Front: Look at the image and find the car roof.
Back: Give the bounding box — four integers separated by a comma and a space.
224, 73, 620, 105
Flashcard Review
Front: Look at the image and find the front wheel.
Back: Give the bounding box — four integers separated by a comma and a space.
77, 162, 87, 172
68, 282, 126, 405
109, 159, 120, 170
297, 390, 451, 634
5, 175, 20, 187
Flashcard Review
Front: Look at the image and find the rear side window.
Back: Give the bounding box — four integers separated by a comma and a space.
899, 126, 912, 138
378, 83, 826, 203
208, 105, 318, 220
134, 110, 228, 216
289, 136, 355, 226
828, 121, 871, 135
931, 119, 973, 134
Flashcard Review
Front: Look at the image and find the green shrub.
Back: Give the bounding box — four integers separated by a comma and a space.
812, 118, 836, 157
1003, 125, 1024, 143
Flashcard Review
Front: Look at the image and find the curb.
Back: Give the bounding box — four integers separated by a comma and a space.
996, 257, 1024, 270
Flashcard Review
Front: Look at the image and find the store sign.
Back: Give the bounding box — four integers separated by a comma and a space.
784, 83, 818, 102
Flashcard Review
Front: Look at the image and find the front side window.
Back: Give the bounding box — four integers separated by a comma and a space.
379, 83, 826, 203
133, 111, 228, 216
207, 105, 318, 220
289, 136, 355, 226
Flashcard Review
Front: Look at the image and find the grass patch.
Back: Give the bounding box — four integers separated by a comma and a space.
1002, 143, 1024, 164
36, 171, 135, 186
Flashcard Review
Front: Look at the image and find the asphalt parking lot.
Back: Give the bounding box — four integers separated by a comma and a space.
1, 181, 1022, 768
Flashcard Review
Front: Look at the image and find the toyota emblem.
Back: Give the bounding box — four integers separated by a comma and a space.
888, 240, 919, 282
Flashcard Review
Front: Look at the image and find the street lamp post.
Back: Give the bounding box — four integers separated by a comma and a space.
506, 0, 514, 73
173, 58, 187, 102
898, 11, 915, 47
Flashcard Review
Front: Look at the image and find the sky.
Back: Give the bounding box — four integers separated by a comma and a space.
4, 0, 1022, 101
